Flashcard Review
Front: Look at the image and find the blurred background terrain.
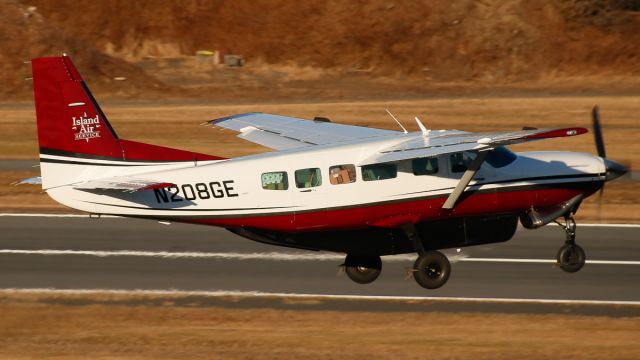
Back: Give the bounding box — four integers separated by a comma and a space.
0, 0, 638, 220
2, 0, 640, 99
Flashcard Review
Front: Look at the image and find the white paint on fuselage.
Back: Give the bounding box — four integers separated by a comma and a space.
42, 139, 606, 220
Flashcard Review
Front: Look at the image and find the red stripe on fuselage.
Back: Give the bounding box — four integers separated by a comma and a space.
183, 184, 599, 232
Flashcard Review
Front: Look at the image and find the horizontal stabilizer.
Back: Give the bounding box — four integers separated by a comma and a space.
11, 176, 42, 185
72, 177, 175, 193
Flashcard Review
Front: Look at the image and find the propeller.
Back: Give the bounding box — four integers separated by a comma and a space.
590, 106, 630, 218
591, 106, 606, 158
592, 105, 606, 207
591, 106, 629, 182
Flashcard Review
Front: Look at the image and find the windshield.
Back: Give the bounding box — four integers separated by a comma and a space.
485, 146, 517, 168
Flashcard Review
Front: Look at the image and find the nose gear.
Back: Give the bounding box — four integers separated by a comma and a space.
554, 214, 586, 273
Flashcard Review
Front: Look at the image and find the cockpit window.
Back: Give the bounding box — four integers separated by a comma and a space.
450, 152, 477, 173
485, 146, 517, 168
261, 171, 288, 190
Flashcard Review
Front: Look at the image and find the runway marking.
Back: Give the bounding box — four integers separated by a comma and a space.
462, 258, 640, 266
0, 213, 639, 228
0, 249, 639, 265
1, 288, 639, 306
0, 213, 116, 218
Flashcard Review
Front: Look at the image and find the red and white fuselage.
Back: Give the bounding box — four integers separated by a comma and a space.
29, 55, 625, 263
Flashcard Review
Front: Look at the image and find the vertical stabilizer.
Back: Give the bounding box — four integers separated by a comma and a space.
32, 55, 123, 160
31, 55, 224, 190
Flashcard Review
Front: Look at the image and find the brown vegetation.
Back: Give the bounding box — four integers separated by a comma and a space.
2, 0, 640, 100
0, 293, 638, 360
1, 1, 638, 220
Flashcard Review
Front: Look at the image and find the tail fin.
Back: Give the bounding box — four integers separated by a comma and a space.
32, 55, 123, 159
32, 55, 223, 189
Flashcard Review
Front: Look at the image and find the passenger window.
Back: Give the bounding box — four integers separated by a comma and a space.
261, 171, 288, 190
412, 157, 439, 176
362, 163, 397, 181
329, 164, 356, 185
450, 152, 477, 173
295, 168, 322, 188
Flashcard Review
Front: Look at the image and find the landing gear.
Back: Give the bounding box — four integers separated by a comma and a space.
557, 243, 586, 273
400, 222, 452, 290
555, 215, 586, 273
343, 254, 382, 284
413, 251, 451, 289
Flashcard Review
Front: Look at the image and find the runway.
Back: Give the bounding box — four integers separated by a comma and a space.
1, 214, 639, 313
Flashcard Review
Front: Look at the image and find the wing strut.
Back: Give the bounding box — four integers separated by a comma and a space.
442, 150, 489, 210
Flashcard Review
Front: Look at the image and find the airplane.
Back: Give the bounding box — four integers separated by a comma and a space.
22, 55, 628, 290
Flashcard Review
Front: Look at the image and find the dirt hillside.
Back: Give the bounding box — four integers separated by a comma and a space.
2, 0, 640, 99
0, 0, 166, 99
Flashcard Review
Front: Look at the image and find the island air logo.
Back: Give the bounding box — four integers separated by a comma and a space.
71, 112, 101, 142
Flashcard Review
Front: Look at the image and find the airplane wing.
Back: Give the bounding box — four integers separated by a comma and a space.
207, 112, 401, 150
359, 127, 588, 165
72, 177, 175, 193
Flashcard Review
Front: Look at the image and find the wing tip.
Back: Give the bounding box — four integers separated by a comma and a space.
526, 127, 588, 140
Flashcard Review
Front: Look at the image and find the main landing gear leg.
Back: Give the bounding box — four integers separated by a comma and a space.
554, 214, 586, 273
401, 223, 451, 290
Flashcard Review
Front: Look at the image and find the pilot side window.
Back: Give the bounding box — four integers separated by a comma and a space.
412, 157, 439, 176
450, 152, 477, 173
261, 171, 289, 190
362, 163, 397, 181
329, 164, 356, 185
295, 168, 322, 188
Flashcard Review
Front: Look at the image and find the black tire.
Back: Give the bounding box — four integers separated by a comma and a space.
557, 244, 586, 273
344, 254, 382, 284
413, 251, 451, 289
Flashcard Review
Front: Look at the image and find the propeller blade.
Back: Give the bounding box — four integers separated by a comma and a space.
592, 105, 606, 158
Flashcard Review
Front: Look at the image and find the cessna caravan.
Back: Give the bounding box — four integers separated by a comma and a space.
24, 55, 627, 289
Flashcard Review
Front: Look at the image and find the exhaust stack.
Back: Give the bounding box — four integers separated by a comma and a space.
520, 195, 583, 229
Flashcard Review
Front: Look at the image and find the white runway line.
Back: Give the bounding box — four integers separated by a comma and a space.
461, 258, 640, 266
0, 213, 118, 218
0, 249, 348, 261
0, 249, 638, 265
1, 213, 639, 228
1, 288, 639, 306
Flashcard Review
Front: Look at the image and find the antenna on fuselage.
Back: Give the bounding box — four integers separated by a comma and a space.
415, 116, 430, 136
385, 109, 408, 134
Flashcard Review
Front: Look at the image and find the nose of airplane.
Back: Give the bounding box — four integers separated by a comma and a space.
604, 159, 627, 181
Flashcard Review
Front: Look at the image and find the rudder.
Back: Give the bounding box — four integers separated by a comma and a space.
31, 55, 224, 190
32, 55, 124, 160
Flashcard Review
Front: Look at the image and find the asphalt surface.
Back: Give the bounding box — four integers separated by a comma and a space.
0, 214, 638, 307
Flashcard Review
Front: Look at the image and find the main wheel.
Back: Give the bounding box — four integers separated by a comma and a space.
557, 244, 586, 273
413, 251, 451, 289
344, 254, 382, 284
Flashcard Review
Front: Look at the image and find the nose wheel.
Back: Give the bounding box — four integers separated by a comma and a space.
555, 215, 586, 273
